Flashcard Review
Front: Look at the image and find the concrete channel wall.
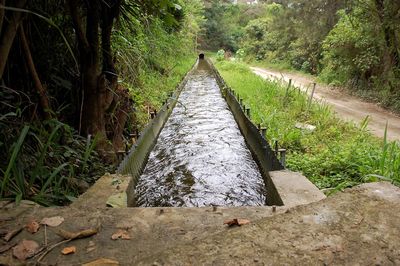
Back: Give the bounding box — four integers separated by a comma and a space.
207, 59, 285, 205
117, 61, 197, 206
114, 56, 325, 208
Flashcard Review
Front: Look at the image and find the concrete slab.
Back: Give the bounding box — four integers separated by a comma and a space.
0, 204, 285, 265
269, 170, 326, 208
71, 174, 130, 209
137, 182, 400, 265
0, 182, 398, 265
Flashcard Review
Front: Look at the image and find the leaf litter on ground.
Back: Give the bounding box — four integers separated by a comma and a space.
40, 216, 64, 227
111, 229, 130, 240
12, 239, 40, 260
61, 246, 76, 255
36, 227, 99, 262
56, 227, 98, 240
25, 220, 40, 234
3, 227, 23, 242
223, 218, 251, 227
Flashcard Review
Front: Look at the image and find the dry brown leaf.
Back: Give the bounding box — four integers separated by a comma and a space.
61, 246, 76, 255
12, 239, 40, 261
237, 218, 251, 225
25, 220, 40, 234
111, 229, 130, 240
3, 227, 22, 242
40, 216, 64, 227
223, 218, 251, 227
56, 228, 98, 240
82, 258, 120, 266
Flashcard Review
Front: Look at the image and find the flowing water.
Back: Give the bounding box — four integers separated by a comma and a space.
134, 61, 266, 207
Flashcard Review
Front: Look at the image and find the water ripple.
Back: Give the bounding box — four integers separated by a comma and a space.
134, 67, 266, 207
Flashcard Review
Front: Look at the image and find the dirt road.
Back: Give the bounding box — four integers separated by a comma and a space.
251, 67, 400, 141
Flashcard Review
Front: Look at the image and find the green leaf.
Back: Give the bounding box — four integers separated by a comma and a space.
1, 125, 30, 197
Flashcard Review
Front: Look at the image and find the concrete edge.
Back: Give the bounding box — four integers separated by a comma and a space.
70, 174, 129, 209
269, 170, 326, 208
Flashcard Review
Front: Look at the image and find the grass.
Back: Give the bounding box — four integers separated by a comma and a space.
129, 55, 196, 130
0, 119, 108, 206
214, 60, 400, 193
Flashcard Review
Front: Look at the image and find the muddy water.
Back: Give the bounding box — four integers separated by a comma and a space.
134, 61, 266, 207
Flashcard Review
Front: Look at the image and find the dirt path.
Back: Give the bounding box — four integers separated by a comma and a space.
251, 67, 400, 141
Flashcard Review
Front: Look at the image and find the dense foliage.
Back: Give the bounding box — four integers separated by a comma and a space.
201, 0, 265, 51
204, 0, 400, 112
0, 0, 203, 205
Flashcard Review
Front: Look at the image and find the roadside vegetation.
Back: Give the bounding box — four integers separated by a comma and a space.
0, 0, 204, 205
215, 60, 400, 193
204, 0, 400, 113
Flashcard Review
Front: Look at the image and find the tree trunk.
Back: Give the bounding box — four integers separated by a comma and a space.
101, 0, 120, 89
79, 0, 112, 144
19, 24, 52, 120
111, 86, 131, 152
0, 0, 27, 79
375, 0, 400, 68
69, 0, 128, 159
69, 1, 116, 160
0, 0, 5, 36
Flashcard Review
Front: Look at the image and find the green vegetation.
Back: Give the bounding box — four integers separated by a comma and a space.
204, 0, 400, 113
202, 0, 264, 51
215, 60, 400, 192
0, 0, 203, 205
0, 118, 108, 205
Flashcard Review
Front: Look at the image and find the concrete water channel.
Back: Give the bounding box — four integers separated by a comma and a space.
135, 59, 266, 207
116, 56, 325, 208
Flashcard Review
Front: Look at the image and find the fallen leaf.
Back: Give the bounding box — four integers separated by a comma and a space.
40, 216, 64, 227
12, 239, 40, 260
111, 229, 130, 240
25, 220, 40, 234
223, 218, 251, 227
237, 218, 251, 225
3, 227, 23, 242
61, 246, 76, 255
56, 228, 98, 240
83, 258, 119, 266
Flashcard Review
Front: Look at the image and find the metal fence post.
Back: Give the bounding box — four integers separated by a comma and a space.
307, 82, 316, 110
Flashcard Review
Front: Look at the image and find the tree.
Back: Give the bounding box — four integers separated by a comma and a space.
67, 0, 121, 154
321, 0, 400, 91
0, 0, 27, 79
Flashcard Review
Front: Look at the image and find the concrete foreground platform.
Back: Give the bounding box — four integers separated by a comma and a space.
0, 182, 399, 265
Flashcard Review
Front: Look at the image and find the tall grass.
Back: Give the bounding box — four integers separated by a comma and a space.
0, 120, 107, 205
113, 19, 196, 130
215, 60, 400, 192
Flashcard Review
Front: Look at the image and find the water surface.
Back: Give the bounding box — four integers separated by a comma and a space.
134, 62, 266, 207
